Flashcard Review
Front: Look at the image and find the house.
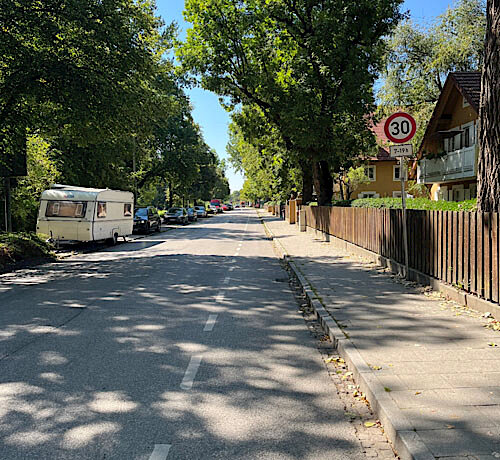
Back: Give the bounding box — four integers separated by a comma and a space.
417, 72, 480, 201
349, 119, 407, 199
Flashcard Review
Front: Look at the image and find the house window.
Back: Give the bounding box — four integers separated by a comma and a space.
364, 166, 376, 181
463, 97, 470, 108
124, 203, 132, 217
393, 165, 401, 181
97, 202, 107, 218
358, 192, 379, 199
461, 122, 475, 148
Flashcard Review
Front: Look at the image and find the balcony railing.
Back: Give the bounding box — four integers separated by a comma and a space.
417, 145, 476, 184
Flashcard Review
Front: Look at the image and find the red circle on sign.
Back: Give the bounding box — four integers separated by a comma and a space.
384, 112, 417, 144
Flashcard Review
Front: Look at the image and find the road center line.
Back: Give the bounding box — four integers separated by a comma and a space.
180, 355, 203, 390
228, 266, 235, 272
149, 444, 172, 460
204, 314, 218, 332
223, 276, 230, 284
215, 291, 225, 303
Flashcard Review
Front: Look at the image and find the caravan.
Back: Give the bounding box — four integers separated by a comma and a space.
37, 185, 134, 245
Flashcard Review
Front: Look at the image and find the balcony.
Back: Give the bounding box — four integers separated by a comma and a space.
417, 145, 476, 184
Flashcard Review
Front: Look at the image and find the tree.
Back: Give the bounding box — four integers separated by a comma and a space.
339, 167, 372, 200
478, 0, 500, 211
179, 0, 402, 204
378, 0, 486, 149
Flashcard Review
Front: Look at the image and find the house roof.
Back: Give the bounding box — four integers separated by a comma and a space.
451, 71, 481, 111
367, 119, 396, 162
419, 71, 481, 155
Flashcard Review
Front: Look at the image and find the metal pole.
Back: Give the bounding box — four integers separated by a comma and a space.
400, 157, 409, 279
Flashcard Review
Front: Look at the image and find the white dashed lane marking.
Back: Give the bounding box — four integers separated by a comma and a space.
203, 314, 218, 332
149, 444, 172, 460
180, 356, 203, 390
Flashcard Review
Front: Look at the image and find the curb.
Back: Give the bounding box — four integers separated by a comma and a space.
257, 212, 435, 460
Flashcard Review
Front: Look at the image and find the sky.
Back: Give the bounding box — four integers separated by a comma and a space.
156, 0, 458, 192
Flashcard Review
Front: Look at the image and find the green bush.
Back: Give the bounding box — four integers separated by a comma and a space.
0, 232, 55, 269
348, 197, 477, 212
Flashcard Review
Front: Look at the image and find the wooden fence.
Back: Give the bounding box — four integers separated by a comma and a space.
303, 206, 500, 305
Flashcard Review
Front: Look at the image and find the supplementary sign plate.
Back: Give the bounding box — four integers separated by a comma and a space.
390, 144, 413, 157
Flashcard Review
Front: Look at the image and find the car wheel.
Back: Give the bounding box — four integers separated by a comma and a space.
156, 220, 161, 232
145, 223, 150, 234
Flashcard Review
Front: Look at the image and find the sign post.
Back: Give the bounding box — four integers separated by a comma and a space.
384, 112, 417, 279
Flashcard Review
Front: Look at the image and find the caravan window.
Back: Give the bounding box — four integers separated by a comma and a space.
45, 201, 87, 218
97, 202, 107, 218
124, 203, 132, 217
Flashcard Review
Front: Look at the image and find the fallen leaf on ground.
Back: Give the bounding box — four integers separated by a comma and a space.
384, 387, 391, 392
371, 365, 382, 370
415, 391, 422, 395
488, 342, 498, 347
446, 424, 455, 429
364, 422, 376, 427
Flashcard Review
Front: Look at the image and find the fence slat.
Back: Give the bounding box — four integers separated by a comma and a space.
457, 212, 464, 288
477, 213, 484, 298
492, 213, 499, 303
484, 212, 491, 301
464, 212, 470, 292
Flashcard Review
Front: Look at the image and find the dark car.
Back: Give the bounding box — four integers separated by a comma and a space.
187, 207, 198, 222
133, 206, 161, 233
194, 206, 207, 218
164, 207, 188, 225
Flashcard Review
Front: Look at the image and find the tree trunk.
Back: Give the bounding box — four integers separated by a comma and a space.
299, 159, 313, 204
478, 0, 500, 212
313, 160, 333, 206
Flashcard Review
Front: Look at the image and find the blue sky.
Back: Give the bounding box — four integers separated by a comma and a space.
157, 0, 457, 192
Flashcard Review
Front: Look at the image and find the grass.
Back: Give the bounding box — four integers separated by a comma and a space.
0, 232, 56, 270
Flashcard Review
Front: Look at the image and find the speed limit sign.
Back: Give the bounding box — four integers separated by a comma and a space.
384, 112, 417, 144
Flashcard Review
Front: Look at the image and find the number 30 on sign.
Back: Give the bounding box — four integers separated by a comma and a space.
384, 112, 417, 144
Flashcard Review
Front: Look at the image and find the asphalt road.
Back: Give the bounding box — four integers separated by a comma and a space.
0, 209, 364, 460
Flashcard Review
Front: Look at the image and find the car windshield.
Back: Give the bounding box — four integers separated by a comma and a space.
135, 208, 148, 217
168, 208, 180, 213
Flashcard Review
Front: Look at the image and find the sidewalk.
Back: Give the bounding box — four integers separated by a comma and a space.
259, 212, 500, 460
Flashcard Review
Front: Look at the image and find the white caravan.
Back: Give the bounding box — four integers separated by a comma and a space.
37, 184, 134, 244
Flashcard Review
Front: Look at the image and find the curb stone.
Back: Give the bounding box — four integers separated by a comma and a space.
257, 213, 436, 460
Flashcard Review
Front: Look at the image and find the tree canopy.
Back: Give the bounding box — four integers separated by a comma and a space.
0, 0, 229, 231
179, 0, 403, 204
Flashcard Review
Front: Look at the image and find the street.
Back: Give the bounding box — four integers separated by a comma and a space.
0, 209, 365, 460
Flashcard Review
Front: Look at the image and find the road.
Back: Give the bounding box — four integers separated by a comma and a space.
0, 209, 364, 460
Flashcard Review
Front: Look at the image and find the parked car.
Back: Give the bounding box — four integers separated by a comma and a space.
209, 203, 222, 213
226, 203, 233, 211
221, 203, 229, 211
194, 206, 207, 218
133, 206, 161, 233
206, 206, 215, 215
187, 207, 198, 222
164, 207, 188, 225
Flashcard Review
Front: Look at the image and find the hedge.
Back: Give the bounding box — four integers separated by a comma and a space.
331, 197, 477, 212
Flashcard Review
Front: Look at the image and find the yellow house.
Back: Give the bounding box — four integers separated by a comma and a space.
417, 72, 480, 201
350, 119, 407, 199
